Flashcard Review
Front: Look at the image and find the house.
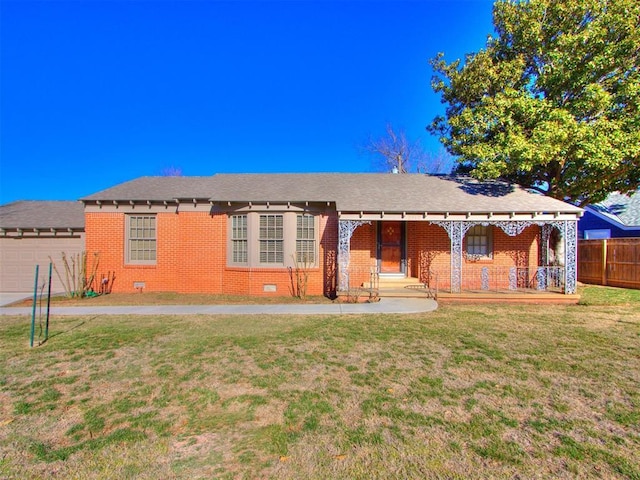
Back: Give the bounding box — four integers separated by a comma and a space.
0, 201, 85, 292
80, 173, 583, 299
579, 190, 640, 239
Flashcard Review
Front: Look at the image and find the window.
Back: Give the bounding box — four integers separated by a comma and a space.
259, 214, 283, 263
584, 229, 610, 239
228, 212, 317, 267
466, 225, 492, 258
231, 215, 248, 263
296, 214, 315, 264
127, 215, 156, 263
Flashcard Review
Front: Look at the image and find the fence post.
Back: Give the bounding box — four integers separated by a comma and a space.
601, 239, 608, 286
30, 264, 39, 348
45, 262, 52, 342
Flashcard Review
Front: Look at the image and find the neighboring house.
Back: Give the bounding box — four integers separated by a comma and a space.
0, 201, 85, 292
80, 173, 583, 298
579, 190, 640, 239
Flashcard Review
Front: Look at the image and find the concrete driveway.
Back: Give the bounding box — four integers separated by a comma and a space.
0, 292, 31, 307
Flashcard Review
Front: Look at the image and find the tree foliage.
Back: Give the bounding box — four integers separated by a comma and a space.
429, 0, 640, 206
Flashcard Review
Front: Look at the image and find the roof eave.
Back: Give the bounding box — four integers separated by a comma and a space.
338, 211, 583, 222
584, 206, 640, 230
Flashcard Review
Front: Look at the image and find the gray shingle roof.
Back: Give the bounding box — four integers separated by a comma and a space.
81, 173, 582, 215
0, 201, 85, 229
588, 190, 640, 227
81, 176, 220, 201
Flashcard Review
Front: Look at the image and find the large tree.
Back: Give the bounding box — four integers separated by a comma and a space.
429, 0, 640, 206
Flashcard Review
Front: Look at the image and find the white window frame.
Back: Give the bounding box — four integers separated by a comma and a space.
465, 225, 493, 260
259, 214, 284, 264
227, 212, 318, 268
584, 229, 611, 239
231, 215, 248, 264
296, 213, 316, 264
126, 215, 157, 265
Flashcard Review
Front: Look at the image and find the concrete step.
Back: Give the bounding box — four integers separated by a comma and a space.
364, 276, 426, 289
359, 276, 435, 299
376, 288, 433, 298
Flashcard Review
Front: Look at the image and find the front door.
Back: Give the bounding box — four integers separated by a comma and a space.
378, 221, 405, 274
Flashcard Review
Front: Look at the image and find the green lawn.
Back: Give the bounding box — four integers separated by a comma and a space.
1, 286, 639, 479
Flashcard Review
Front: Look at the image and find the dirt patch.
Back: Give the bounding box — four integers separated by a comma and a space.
11, 292, 335, 307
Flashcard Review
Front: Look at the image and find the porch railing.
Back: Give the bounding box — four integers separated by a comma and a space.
341, 265, 566, 296
425, 266, 566, 294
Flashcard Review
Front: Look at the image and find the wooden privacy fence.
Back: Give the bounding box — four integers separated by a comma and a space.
578, 238, 640, 289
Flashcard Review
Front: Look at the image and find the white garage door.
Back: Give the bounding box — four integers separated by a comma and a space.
0, 235, 85, 293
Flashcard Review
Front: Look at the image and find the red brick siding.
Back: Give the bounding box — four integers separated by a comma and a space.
365, 222, 541, 291
407, 222, 450, 282
85, 210, 337, 296
86, 212, 544, 295
348, 223, 377, 288
407, 223, 541, 290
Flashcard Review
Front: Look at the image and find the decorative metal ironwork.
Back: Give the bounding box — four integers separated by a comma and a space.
425, 265, 565, 294
492, 221, 534, 236
338, 220, 371, 291
509, 267, 518, 290
540, 223, 552, 266
564, 220, 578, 294
536, 220, 578, 294
431, 221, 476, 293
537, 267, 546, 291
481, 267, 490, 291
430, 219, 579, 295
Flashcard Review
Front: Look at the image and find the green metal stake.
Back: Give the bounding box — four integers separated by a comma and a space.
30, 264, 39, 348
45, 262, 52, 342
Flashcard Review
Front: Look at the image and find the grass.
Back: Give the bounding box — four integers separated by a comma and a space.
0, 285, 638, 478
10, 291, 335, 307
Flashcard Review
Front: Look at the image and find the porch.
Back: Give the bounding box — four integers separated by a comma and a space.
337, 266, 580, 304
336, 216, 579, 301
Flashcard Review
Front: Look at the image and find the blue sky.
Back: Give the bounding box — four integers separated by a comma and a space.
0, 0, 494, 204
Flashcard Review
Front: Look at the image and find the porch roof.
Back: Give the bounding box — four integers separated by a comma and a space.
81, 173, 582, 218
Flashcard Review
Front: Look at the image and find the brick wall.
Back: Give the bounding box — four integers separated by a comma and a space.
354, 222, 541, 291
406, 223, 541, 290
348, 223, 377, 288
85, 212, 544, 296
85, 210, 337, 297
407, 222, 451, 282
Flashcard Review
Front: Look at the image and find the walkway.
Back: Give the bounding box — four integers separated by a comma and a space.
0, 296, 437, 316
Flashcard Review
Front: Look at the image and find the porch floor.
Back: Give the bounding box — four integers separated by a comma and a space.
339, 276, 580, 304
436, 291, 581, 304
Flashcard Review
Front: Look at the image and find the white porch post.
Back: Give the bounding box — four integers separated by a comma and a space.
450, 222, 464, 293
338, 220, 370, 292
542, 220, 578, 294
432, 221, 469, 293
541, 223, 553, 266
564, 220, 578, 294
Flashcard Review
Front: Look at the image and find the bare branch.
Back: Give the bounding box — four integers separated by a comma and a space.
364, 124, 454, 174
161, 166, 183, 177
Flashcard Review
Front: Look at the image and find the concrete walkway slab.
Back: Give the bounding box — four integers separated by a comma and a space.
0, 297, 437, 316
0, 293, 33, 307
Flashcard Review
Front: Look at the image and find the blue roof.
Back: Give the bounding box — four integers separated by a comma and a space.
588, 190, 640, 227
